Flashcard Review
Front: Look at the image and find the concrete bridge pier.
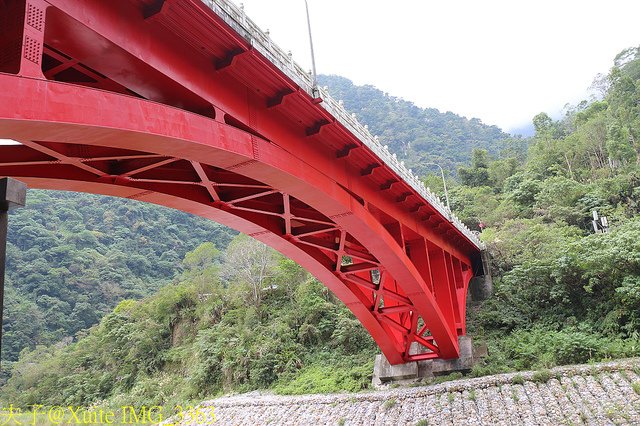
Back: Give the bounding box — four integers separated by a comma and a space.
372, 336, 487, 388
470, 250, 493, 302
0, 178, 27, 358
371, 250, 492, 387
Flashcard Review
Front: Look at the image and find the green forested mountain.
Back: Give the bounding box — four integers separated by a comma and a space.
2, 47, 640, 409
318, 75, 526, 175
3, 191, 235, 363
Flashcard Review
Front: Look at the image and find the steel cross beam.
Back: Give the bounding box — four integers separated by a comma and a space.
0, 0, 483, 363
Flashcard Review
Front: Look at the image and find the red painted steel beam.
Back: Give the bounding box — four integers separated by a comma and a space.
0, 81, 402, 362
38, 0, 476, 259
0, 76, 466, 361
0, 0, 482, 363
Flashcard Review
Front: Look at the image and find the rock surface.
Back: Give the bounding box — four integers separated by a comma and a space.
168, 358, 640, 425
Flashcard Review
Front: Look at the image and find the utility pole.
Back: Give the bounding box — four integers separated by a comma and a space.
0, 178, 26, 360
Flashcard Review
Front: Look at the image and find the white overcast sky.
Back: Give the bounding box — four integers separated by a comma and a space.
233, 0, 639, 133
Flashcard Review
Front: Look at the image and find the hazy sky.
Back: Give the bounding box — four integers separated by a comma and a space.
233, 0, 639, 133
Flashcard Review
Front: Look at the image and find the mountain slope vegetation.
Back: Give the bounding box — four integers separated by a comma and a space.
3, 191, 235, 364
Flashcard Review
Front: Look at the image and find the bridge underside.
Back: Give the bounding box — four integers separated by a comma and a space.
0, 0, 481, 363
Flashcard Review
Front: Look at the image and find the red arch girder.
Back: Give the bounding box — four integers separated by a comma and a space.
0, 75, 475, 362
0, 0, 480, 362
8, 0, 478, 261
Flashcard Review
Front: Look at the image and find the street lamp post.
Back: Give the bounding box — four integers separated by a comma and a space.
303, 0, 319, 97
425, 162, 451, 213
0, 178, 26, 359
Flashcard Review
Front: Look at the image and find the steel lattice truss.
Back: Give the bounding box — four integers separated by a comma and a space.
0, 0, 483, 363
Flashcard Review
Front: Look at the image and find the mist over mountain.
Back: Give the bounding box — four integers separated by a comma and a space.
507, 122, 535, 137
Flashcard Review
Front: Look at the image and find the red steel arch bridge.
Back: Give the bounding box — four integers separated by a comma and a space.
0, 0, 487, 364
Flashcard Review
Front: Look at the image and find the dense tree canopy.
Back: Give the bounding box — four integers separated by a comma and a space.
3, 191, 235, 363
1, 236, 375, 407
451, 46, 640, 373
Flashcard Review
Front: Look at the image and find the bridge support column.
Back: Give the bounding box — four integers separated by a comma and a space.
372, 336, 487, 388
0, 178, 27, 359
470, 250, 493, 302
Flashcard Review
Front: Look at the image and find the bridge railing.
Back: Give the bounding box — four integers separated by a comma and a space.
202, 0, 483, 250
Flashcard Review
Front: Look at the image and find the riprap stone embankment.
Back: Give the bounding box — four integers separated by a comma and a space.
170, 358, 640, 425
